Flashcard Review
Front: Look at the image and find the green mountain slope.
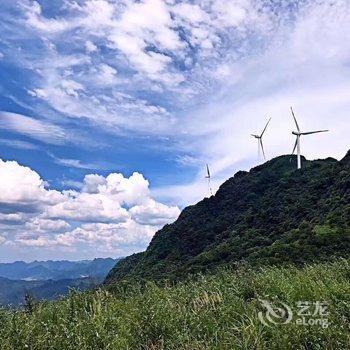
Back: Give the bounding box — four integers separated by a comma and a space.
106, 151, 350, 284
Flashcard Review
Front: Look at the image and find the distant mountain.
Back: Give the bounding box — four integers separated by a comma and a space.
0, 258, 120, 281
0, 276, 100, 306
106, 151, 350, 284
0, 258, 123, 306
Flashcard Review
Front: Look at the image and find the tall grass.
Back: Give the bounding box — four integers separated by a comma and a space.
0, 260, 350, 349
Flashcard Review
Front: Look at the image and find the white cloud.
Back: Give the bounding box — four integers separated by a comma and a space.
115, 0, 184, 51
176, 154, 203, 167
98, 63, 117, 84
0, 111, 67, 145
53, 158, 94, 169
56, 220, 155, 250
23, 1, 73, 33
44, 170, 180, 225
0, 235, 6, 245
172, 3, 209, 24
85, 40, 98, 53
4, 0, 265, 137
130, 199, 181, 226
7, 0, 271, 137
60, 79, 85, 97
46, 172, 157, 225
0, 159, 63, 208
25, 218, 71, 233
0, 139, 38, 150
45, 191, 130, 223
0, 213, 27, 223
89, 172, 151, 206
82, 0, 115, 28
50, 155, 111, 170
16, 235, 55, 247
82, 174, 106, 193
211, 0, 251, 28
0, 158, 180, 255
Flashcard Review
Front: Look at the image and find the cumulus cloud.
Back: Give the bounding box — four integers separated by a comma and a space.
0, 158, 180, 255
16, 235, 56, 248
45, 191, 130, 223
56, 220, 155, 251
25, 218, 71, 233
0, 159, 63, 209
0, 213, 27, 223
130, 199, 181, 226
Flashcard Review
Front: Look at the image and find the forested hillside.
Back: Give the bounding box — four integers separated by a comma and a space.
106, 151, 350, 283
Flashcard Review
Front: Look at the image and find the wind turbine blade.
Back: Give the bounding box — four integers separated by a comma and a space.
206, 164, 210, 178
260, 117, 271, 137
260, 139, 266, 160
292, 137, 298, 155
301, 130, 329, 135
290, 107, 300, 132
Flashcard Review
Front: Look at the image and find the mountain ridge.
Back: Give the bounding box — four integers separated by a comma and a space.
0, 258, 119, 281
0, 258, 122, 306
0, 276, 101, 306
106, 151, 350, 284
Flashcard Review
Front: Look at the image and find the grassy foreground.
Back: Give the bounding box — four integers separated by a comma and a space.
1, 260, 350, 349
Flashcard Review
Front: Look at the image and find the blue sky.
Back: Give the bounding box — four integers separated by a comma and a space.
0, 0, 349, 262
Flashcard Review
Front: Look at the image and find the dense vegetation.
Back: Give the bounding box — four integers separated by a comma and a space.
106, 151, 350, 284
1, 260, 350, 349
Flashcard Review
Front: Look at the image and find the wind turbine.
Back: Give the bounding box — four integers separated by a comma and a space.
290, 107, 329, 169
205, 164, 213, 196
251, 117, 271, 161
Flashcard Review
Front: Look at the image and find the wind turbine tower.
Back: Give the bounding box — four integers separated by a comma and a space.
251, 117, 271, 161
205, 164, 213, 196
290, 107, 329, 169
